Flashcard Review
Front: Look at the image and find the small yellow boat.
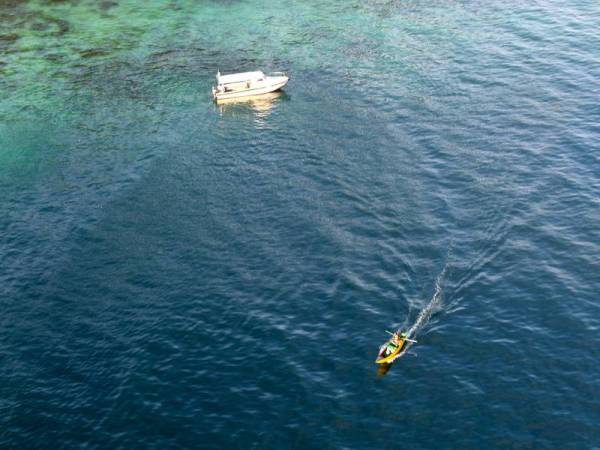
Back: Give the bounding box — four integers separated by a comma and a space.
375, 331, 415, 364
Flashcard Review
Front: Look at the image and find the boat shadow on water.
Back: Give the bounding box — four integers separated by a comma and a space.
377, 363, 393, 378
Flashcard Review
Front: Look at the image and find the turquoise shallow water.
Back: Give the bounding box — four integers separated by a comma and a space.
1, 1, 600, 448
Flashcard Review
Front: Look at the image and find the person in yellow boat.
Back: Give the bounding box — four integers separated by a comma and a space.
385, 332, 407, 355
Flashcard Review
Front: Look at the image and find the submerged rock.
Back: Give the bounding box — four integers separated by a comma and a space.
99, 0, 118, 11
80, 48, 111, 58
0, 0, 25, 6
50, 17, 70, 36
31, 21, 50, 31
0, 34, 19, 42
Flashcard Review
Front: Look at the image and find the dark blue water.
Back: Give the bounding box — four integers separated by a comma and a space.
1, 1, 599, 448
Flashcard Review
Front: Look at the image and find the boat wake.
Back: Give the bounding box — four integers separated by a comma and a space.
391, 264, 448, 362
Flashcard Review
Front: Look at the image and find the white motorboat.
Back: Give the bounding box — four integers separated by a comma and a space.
212, 70, 288, 101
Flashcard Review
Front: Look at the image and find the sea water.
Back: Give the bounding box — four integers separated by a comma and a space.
1, 1, 599, 448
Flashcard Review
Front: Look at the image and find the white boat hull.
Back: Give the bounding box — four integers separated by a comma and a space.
213, 76, 288, 101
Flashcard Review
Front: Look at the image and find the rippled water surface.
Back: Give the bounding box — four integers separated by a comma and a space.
1, 1, 599, 448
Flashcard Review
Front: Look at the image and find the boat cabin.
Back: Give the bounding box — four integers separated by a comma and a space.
216, 71, 266, 92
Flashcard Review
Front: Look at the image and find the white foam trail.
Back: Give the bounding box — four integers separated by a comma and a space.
408, 265, 446, 336
391, 265, 447, 361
